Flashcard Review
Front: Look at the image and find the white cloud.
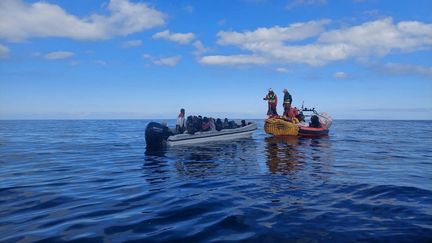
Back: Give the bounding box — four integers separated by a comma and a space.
0, 44, 9, 58
286, 0, 327, 10
143, 54, 181, 66
276, 67, 289, 73
152, 30, 195, 44
193, 40, 210, 55
44, 51, 74, 60
262, 43, 354, 66
334, 71, 348, 79
0, 0, 165, 41
153, 56, 181, 66
122, 39, 142, 48
199, 55, 267, 65
374, 63, 432, 77
318, 18, 432, 56
202, 18, 432, 66
217, 19, 329, 45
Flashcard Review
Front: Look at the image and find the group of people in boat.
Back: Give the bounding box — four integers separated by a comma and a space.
264, 88, 321, 128
176, 108, 249, 135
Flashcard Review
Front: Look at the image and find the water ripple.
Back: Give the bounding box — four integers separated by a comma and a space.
0, 120, 431, 242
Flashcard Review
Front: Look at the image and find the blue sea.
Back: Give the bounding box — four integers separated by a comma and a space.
0, 120, 431, 242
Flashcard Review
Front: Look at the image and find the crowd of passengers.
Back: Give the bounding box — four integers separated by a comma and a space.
176, 109, 249, 135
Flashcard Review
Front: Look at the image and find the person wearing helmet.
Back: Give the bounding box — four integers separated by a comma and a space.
263, 88, 278, 117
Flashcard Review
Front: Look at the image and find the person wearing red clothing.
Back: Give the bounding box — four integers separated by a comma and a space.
263, 88, 278, 117
283, 106, 299, 122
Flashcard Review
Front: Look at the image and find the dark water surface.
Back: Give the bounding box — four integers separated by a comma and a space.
1, 120, 431, 242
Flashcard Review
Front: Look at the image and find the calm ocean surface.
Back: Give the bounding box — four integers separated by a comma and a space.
0, 120, 431, 242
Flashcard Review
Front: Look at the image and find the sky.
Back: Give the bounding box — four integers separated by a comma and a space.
0, 0, 431, 120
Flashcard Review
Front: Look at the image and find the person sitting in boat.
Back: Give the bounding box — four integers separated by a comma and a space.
195, 116, 203, 133
263, 88, 278, 117
283, 107, 299, 123
176, 108, 186, 134
186, 116, 195, 134
215, 118, 223, 131
223, 118, 229, 129
309, 115, 321, 128
229, 120, 238, 129
282, 89, 292, 115
209, 118, 216, 131
202, 117, 211, 132
296, 111, 305, 122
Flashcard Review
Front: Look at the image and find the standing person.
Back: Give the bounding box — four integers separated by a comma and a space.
263, 88, 278, 117
283, 89, 292, 114
176, 108, 186, 134
283, 89, 292, 118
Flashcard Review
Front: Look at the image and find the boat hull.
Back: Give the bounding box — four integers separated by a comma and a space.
298, 127, 329, 137
264, 117, 332, 137
264, 118, 298, 136
167, 123, 257, 146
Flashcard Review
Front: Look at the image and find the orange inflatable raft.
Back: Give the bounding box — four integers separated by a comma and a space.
264, 109, 332, 137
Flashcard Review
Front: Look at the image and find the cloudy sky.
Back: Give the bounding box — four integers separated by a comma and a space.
0, 0, 431, 119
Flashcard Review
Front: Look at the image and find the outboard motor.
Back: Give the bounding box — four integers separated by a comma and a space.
145, 122, 172, 150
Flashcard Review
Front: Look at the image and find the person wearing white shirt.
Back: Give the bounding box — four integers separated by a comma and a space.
176, 108, 186, 134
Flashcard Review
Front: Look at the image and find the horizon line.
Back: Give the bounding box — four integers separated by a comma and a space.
1, 118, 431, 121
